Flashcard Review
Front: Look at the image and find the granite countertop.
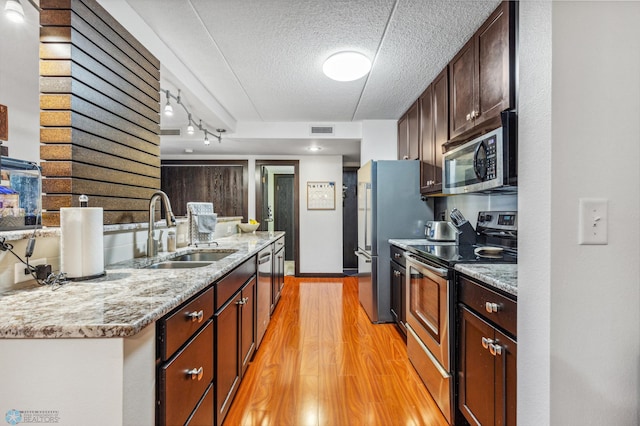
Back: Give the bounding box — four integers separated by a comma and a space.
0, 231, 283, 339
455, 263, 517, 297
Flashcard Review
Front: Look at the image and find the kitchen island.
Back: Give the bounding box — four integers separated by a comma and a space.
0, 231, 283, 426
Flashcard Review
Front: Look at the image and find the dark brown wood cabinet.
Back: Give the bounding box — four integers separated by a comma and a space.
419, 67, 448, 194
389, 245, 407, 339
449, 1, 516, 143
157, 287, 215, 426
215, 258, 257, 425
240, 276, 257, 377
457, 275, 517, 426
397, 101, 420, 160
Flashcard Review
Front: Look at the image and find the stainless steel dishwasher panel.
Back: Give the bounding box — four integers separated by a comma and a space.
256, 246, 272, 348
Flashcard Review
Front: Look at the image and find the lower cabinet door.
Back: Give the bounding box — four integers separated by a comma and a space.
160, 321, 214, 426
216, 298, 240, 425
186, 383, 214, 426
495, 329, 517, 426
458, 306, 496, 426
240, 276, 257, 377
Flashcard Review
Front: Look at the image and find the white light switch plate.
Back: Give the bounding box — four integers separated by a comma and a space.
578, 198, 608, 245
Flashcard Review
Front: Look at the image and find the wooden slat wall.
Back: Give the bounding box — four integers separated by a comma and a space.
39, 0, 161, 226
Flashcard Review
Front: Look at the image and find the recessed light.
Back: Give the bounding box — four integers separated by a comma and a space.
322, 51, 371, 82
184, 148, 193, 153
307, 146, 322, 152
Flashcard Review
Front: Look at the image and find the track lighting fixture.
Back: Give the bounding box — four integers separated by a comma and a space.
160, 88, 225, 146
4, 0, 25, 23
186, 114, 195, 135
163, 90, 173, 116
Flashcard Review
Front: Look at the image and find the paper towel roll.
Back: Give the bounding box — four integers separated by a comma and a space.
60, 207, 105, 280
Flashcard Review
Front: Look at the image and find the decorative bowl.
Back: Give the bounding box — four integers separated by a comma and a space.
238, 222, 260, 233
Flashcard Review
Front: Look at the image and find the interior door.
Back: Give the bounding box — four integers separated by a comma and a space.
259, 167, 270, 231
342, 168, 358, 271
274, 174, 294, 261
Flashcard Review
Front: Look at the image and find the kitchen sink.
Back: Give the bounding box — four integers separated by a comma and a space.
170, 249, 238, 262
146, 261, 214, 269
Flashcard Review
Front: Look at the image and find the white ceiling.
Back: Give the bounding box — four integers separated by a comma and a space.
103, 0, 502, 162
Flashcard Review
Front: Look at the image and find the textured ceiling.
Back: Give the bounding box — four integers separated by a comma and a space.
114, 0, 502, 161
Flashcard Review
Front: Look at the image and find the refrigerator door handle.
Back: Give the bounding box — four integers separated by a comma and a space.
355, 250, 372, 263
364, 183, 372, 251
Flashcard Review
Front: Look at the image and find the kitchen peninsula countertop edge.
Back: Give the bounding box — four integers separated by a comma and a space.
0, 231, 283, 339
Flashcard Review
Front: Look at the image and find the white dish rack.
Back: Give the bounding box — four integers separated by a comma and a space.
186, 202, 218, 247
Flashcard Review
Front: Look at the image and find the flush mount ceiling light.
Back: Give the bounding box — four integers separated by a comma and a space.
307, 146, 323, 152
322, 51, 371, 82
4, 0, 25, 23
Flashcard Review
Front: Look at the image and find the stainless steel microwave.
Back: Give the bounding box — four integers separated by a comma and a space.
443, 111, 517, 194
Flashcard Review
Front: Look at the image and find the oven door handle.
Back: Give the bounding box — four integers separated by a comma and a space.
403, 252, 448, 277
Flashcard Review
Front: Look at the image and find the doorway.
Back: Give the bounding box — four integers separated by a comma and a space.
255, 160, 299, 276
342, 167, 358, 275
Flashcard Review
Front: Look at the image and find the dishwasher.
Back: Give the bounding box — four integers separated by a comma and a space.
256, 246, 272, 348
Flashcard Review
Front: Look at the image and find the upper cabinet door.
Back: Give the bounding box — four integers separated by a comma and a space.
476, 1, 512, 128
449, 38, 478, 140
432, 68, 448, 191
407, 101, 420, 161
397, 101, 420, 160
449, 1, 515, 143
397, 114, 409, 160
419, 84, 435, 192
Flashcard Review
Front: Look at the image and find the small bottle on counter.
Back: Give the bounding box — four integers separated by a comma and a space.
167, 229, 176, 252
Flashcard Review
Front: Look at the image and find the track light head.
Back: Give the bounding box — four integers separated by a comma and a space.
203, 130, 210, 145
163, 90, 173, 116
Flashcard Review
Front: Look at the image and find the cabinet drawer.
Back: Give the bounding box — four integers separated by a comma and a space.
186, 383, 214, 426
458, 275, 516, 337
390, 245, 406, 268
216, 256, 256, 310
158, 286, 214, 361
160, 321, 214, 426
157, 288, 213, 361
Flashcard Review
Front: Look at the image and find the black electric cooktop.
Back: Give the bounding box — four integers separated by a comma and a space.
405, 242, 518, 268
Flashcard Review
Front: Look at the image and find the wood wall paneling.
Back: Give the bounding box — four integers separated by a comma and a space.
161, 161, 249, 220
40, 0, 161, 226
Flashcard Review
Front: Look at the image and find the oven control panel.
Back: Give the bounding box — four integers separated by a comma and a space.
476, 211, 518, 233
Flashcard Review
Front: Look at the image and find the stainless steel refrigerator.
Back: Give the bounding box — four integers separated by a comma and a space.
356, 160, 433, 323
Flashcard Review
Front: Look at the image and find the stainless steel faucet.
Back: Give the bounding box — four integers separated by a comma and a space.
147, 190, 176, 257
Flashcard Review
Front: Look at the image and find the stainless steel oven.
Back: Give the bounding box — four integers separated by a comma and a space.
404, 252, 453, 424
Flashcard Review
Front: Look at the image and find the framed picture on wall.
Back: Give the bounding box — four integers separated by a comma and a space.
306, 181, 335, 210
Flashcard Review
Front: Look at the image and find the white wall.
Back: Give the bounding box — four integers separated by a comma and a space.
0, 3, 40, 162
519, 2, 640, 425
360, 119, 397, 165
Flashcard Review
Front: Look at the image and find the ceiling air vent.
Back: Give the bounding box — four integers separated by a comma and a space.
310, 125, 334, 136
161, 128, 181, 136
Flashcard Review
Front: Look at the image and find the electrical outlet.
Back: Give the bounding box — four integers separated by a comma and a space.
578, 198, 608, 245
14, 258, 47, 283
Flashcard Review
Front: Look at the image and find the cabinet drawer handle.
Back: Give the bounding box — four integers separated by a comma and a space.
394, 252, 402, 259
236, 297, 249, 306
393, 270, 401, 277
186, 367, 204, 381
485, 302, 500, 313
187, 310, 204, 323
489, 343, 503, 357
481, 337, 492, 349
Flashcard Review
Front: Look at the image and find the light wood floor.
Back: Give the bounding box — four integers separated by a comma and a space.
224, 276, 448, 426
